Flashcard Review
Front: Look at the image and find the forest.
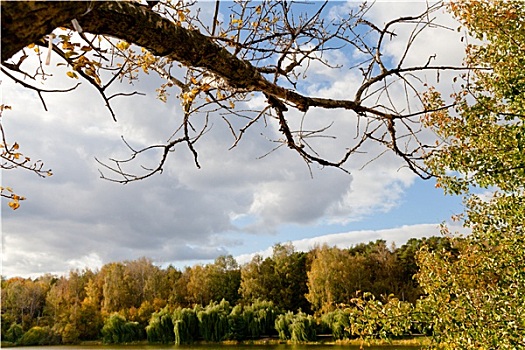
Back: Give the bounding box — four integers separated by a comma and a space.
1, 237, 452, 345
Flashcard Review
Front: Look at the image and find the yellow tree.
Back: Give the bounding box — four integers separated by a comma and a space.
306, 244, 367, 313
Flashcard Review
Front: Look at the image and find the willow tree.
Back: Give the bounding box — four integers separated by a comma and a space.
1, 1, 468, 208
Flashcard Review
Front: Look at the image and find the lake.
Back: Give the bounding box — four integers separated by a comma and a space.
11, 343, 421, 350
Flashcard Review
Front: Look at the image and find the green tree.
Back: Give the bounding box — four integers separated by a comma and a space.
228, 299, 280, 340
418, 1, 525, 348
239, 254, 273, 305
101, 313, 143, 344
185, 256, 241, 306
172, 306, 199, 344
209, 255, 241, 305
196, 300, 231, 342
240, 243, 308, 312
18, 326, 60, 346
271, 243, 310, 312
3, 323, 24, 344
275, 311, 317, 343
146, 306, 174, 344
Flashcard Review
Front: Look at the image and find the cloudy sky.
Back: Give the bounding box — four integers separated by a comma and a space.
2, 1, 468, 278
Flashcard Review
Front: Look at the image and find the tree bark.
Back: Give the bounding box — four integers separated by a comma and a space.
1, 1, 264, 90
0, 1, 362, 114
1, 2, 99, 62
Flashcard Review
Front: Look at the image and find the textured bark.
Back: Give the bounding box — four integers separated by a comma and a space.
1, 2, 99, 62
0, 1, 362, 113
1, 1, 264, 90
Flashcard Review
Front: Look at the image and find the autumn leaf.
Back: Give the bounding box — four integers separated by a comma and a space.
116, 41, 130, 51
178, 10, 186, 22
8, 201, 20, 210
66, 71, 78, 79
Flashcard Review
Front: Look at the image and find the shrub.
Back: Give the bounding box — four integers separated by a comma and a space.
4, 323, 24, 343
18, 326, 60, 346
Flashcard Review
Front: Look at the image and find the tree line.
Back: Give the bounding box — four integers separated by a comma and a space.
1, 237, 452, 345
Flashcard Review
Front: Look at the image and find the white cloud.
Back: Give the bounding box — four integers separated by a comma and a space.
236, 222, 470, 265
1, 1, 466, 278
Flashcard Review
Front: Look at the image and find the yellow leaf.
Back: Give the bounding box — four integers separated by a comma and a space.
232, 18, 243, 26
255, 5, 262, 14
116, 41, 130, 51
229, 101, 235, 108
191, 77, 198, 84
27, 43, 35, 49
62, 42, 75, 50
8, 201, 20, 210
66, 71, 78, 79
12, 142, 19, 150
178, 10, 186, 22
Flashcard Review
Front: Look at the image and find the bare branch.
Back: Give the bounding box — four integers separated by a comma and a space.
1, 66, 81, 111
1, 0, 481, 183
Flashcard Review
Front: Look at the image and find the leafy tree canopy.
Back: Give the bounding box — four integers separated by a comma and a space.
417, 1, 525, 348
